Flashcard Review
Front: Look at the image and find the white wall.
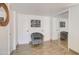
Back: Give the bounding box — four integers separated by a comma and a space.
17, 13, 24, 44
68, 5, 79, 53
16, 13, 51, 44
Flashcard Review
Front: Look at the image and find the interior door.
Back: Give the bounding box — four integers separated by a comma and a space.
23, 15, 31, 44
17, 14, 30, 44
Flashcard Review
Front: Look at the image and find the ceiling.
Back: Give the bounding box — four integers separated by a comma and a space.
11, 3, 78, 16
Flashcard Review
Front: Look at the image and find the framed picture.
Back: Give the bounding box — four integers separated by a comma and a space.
60, 21, 65, 27
31, 20, 41, 27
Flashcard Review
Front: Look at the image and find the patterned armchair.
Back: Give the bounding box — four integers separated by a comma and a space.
31, 32, 43, 45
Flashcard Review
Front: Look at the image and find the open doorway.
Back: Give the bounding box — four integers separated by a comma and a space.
57, 11, 69, 48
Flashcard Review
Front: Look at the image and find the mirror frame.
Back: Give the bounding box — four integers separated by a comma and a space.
0, 3, 9, 26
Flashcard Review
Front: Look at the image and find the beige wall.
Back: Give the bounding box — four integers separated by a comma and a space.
0, 26, 10, 54
0, 4, 10, 55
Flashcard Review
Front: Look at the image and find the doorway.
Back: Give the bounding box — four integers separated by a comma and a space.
57, 11, 69, 48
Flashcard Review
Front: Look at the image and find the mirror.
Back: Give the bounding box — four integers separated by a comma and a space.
0, 7, 5, 21
0, 3, 9, 26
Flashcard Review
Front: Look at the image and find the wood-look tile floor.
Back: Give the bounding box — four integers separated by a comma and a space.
12, 41, 78, 55
60, 39, 68, 48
